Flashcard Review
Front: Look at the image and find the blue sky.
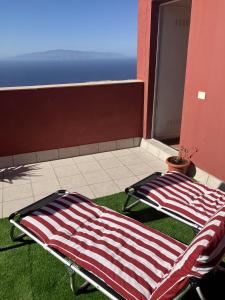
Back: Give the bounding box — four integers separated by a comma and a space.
0, 0, 137, 58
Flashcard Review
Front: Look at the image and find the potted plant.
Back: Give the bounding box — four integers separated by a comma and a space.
165, 146, 198, 174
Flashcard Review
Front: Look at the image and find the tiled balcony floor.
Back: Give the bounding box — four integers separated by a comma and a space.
0, 147, 167, 218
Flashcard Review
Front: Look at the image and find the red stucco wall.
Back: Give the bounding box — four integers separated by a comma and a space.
137, 0, 167, 138
137, 0, 225, 180
0, 81, 143, 156
137, 0, 152, 138
180, 0, 225, 181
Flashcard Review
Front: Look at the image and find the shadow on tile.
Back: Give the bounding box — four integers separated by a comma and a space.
1, 165, 39, 184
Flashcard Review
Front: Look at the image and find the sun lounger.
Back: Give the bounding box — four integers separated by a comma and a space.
9, 191, 225, 299
124, 171, 225, 231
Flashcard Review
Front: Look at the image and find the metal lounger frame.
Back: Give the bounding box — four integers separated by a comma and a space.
123, 172, 202, 233
8, 190, 123, 300
8, 190, 206, 299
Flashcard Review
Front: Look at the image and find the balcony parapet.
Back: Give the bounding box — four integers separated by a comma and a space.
0, 80, 144, 159
0, 79, 143, 91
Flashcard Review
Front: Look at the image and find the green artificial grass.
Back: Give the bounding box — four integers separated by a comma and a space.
0, 192, 196, 300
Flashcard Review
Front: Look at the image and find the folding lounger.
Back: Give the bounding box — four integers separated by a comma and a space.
124, 171, 225, 232
9, 190, 225, 300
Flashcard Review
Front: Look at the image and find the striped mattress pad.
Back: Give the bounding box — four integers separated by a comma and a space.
136, 171, 225, 227
20, 192, 187, 300
152, 204, 225, 299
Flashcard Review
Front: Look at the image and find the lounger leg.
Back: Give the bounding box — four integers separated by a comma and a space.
10, 224, 26, 242
195, 286, 206, 300
174, 283, 206, 300
122, 194, 140, 212
68, 268, 78, 294
77, 281, 91, 293
190, 278, 206, 300
68, 268, 91, 295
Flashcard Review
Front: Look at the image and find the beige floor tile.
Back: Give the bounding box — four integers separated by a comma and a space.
70, 186, 94, 198
93, 152, 114, 160
114, 176, 138, 192
3, 183, 33, 202
51, 157, 74, 167
207, 175, 222, 188
194, 168, 209, 184
118, 154, 144, 166
2, 176, 31, 188
31, 178, 60, 197
128, 147, 146, 154
83, 170, 111, 185
98, 157, 123, 170
54, 164, 80, 178
31, 161, 52, 169
0, 171, 3, 189
127, 163, 154, 176
3, 197, 34, 218
29, 167, 57, 182
73, 155, 95, 163
33, 194, 44, 202
137, 173, 153, 181
90, 181, 120, 198
138, 152, 158, 162
33, 193, 61, 203
147, 143, 161, 157
111, 149, 132, 157
147, 159, 167, 173
77, 161, 102, 174
59, 174, 87, 190
106, 166, 134, 180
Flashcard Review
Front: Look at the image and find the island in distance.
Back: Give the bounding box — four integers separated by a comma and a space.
3, 49, 125, 61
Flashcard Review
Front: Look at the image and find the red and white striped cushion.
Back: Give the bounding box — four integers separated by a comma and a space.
151, 205, 225, 300
137, 171, 225, 227
20, 192, 187, 300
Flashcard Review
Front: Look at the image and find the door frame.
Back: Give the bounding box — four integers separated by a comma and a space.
151, 0, 191, 140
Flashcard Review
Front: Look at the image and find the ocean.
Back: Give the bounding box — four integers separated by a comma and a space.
0, 58, 136, 87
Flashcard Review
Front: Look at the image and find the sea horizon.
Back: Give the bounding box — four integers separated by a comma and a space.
0, 58, 136, 88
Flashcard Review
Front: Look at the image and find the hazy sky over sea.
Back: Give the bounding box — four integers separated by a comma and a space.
0, 0, 137, 59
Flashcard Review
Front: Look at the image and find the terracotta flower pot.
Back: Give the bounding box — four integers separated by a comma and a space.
166, 156, 190, 174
